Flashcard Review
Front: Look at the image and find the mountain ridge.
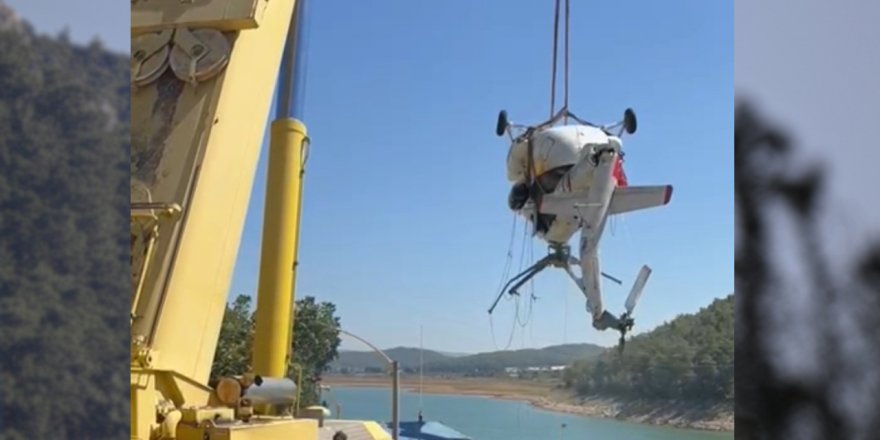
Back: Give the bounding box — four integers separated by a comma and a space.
331, 342, 606, 374
332, 293, 734, 375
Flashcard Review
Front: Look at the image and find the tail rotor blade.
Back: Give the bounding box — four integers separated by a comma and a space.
625, 265, 651, 315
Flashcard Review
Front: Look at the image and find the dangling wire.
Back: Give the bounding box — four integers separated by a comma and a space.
494, 214, 518, 296
508, 188, 538, 334
490, 214, 523, 351
528, 237, 537, 345
418, 325, 424, 414
514, 226, 537, 330
490, 294, 520, 351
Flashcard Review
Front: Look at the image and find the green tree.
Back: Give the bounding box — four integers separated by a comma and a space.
212, 295, 255, 379
210, 294, 342, 407
289, 296, 342, 405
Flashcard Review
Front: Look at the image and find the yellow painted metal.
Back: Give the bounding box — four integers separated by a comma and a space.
288, 128, 308, 365
130, 0, 298, 437
362, 422, 395, 440
131, 0, 296, 386
176, 419, 393, 440
180, 406, 236, 424
131, 370, 158, 440
132, 0, 269, 35
131, 203, 182, 323
130, 0, 405, 438
177, 418, 319, 440
131, 368, 218, 439
252, 119, 308, 378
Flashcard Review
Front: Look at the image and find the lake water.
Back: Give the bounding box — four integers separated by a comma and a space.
323, 387, 733, 440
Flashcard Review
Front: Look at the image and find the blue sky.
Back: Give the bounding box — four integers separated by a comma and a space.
13, 1, 732, 353
231, 0, 733, 353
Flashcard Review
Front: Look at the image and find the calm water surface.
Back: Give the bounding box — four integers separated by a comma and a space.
324, 387, 733, 440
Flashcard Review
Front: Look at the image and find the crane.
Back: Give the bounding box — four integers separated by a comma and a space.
130, 1, 391, 438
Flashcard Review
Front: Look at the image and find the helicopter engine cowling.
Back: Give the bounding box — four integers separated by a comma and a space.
506, 125, 609, 185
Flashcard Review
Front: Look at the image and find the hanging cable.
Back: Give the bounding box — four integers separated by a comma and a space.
490, 296, 520, 351
490, 214, 523, 351
550, 0, 561, 118
418, 325, 424, 414
549, 0, 572, 121
515, 238, 537, 329
563, 0, 571, 123
495, 0, 576, 350
493, 214, 518, 296
563, 262, 572, 346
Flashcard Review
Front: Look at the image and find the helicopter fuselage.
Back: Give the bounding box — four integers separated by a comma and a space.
493, 109, 670, 338
506, 124, 627, 245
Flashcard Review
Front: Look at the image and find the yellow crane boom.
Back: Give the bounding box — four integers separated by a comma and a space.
130, 1, 389, 438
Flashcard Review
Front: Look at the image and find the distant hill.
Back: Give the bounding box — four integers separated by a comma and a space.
331, 343, 604, 375
425, 343, 605, 374
332, 346, 451, 372
563, 294, 734, 402
436, 351, 470, 358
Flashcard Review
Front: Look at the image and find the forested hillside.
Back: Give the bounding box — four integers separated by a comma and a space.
331, 343, 604, 375
0, 4, 129, 439
563, 295, 733, 403
425, 343, 604, 375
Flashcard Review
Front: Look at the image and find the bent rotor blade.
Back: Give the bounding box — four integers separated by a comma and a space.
624, 265, 652, 315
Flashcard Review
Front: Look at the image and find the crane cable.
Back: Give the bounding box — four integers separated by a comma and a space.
508, 0, 572, 339
549, 0, 572, 122
513, 0, 573, 333
492, 0, 573, 350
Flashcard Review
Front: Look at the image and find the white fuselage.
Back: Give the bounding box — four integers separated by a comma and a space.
502, 122, 668, 327
506, 124, 624, 245
506, 124, 625, 321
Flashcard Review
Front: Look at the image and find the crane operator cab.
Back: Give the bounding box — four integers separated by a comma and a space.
505, 122, 629, 243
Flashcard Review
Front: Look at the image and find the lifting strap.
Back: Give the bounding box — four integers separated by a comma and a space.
549, 0, 571, 122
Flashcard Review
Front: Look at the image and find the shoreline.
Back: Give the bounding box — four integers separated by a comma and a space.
322, 376, 733, 432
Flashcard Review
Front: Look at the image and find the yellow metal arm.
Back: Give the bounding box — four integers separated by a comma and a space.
130, 0, 300, 438
252, 118, 309, 378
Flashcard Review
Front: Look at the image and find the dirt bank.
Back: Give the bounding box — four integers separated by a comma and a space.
529, 396, 733, 432
322, 375, 733, 432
